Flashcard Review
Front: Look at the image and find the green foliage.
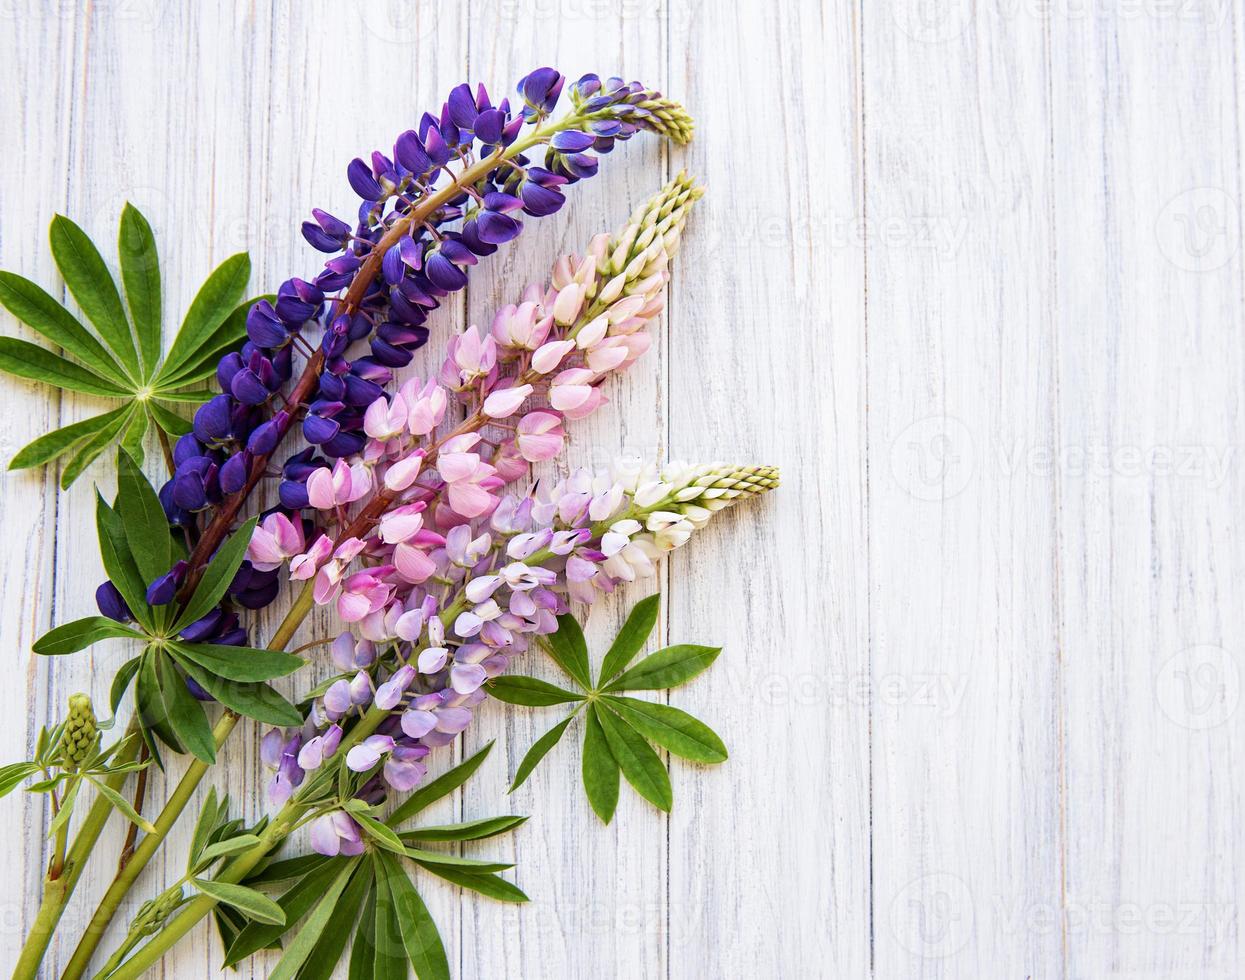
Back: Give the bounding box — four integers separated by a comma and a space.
494, 593, 728, 822
217, 749, 527, 980
0, 205, 262, 486
33, 451, 301, 763
0, 720, 153, 836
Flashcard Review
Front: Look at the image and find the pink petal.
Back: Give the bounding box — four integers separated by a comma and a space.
305, 468, 336, 510
393, 542, 437, 583
437, 452, 479, 483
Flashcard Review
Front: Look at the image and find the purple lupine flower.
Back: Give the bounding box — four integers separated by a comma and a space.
95, 581, 131, 623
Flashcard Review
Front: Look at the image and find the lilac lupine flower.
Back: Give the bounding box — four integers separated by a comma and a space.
260, 457, 776, 813
309, 811, 365, 857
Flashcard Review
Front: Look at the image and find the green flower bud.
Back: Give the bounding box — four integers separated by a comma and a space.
63, 693, 97, 770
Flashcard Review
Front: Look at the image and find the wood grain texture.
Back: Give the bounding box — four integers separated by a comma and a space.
1, 1, 1242, 978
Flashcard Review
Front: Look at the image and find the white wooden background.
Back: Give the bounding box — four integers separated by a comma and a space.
1, 1, 1243, 977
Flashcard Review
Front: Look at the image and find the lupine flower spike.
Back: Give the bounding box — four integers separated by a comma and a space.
261, 458, 777, 823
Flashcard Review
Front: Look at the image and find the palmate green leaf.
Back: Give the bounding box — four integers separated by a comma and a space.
172, 516, 258, 631
117, 204, 162, 373
155, 652, 216, 763
61, 407, 135, 490
0, 762, 40, 798
146, 398, 192, 435
595, 705, 673, 812
372, 854, 411, 980
244, 852, 327, 886
403, 848, 512, 873
84, 774, 157, 833
195, 833, 263, 868
96, 492, 154, 632
386, 741, 494, 829
8, 405, 129, 471
119, 405, 148, 465
599, 593, 661, 684
156, 294, 267, 390
487, 675, 584, 706
403, 815, 527, 842
544, 612, 592, 689
193, 878, 286, 926
0, 212, 256, 483
582, 705, 620, 824
188, 785, 221, 869
46, 777, 81, 839
603, 644, 722, 692
136, 651, 182, 761
116, 447, 172, 583
171, 650, 302, 727
169, 639, 301, 682
160, 252, 250, 379
49, 214, 141, 381
226, 857, 348, 965
378, 852, 451, 980
150, 387, 215, 403
293, 859, 373, 980
0, 270, 129, 386
0, 337, 130, 397
508, 715, 574, 792
110, 656, 142, 716
420, 866, 529, 904
32, 615, 143, 655
354, 812, 407, 856
603, 696, 728, 764
347, 882, 378, 980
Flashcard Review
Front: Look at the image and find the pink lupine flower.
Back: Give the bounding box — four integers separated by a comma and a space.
289, 534, 334, 580
306, 459, 372, 509
437, 452, 500, 518
491, 300, 551, 349
383, 449, 425, 491
393, 541, 437, 584
482, 382, 533, 419
531, 338, 574, 374
400, 377, 448, 436
515, 411, 565, 462
363, 392, 409, 440
378, 504, 426, 544
548, 368, 603, 419
336, 567, 395, 622
247, 513, 305, 572
442, 325, 497, 388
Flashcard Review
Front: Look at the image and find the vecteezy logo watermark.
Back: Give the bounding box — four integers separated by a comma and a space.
360, 0, 437, 45
891, 0, 973, 43
889, 872, 975, 958
890, 416, 976, 502
1156, 645, 1240, 730
994, 897, 1235, 943
1155, 187, 1241, 272
890, 415, 1234, 501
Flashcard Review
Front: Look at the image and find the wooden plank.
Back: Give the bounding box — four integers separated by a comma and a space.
0, 7, 81, 978
1050, 7, 1245, 978
666, 1, 871, 976
863, 8, 1063, 977
462, 7, 671, 979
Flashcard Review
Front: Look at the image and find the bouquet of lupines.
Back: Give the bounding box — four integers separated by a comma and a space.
0, 69, 776, 980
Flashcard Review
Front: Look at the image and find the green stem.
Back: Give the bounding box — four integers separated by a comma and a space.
11, 720, 142, 980
59, 584, 316, 980
107, 700, 393, 980
107, 602, 467, 978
